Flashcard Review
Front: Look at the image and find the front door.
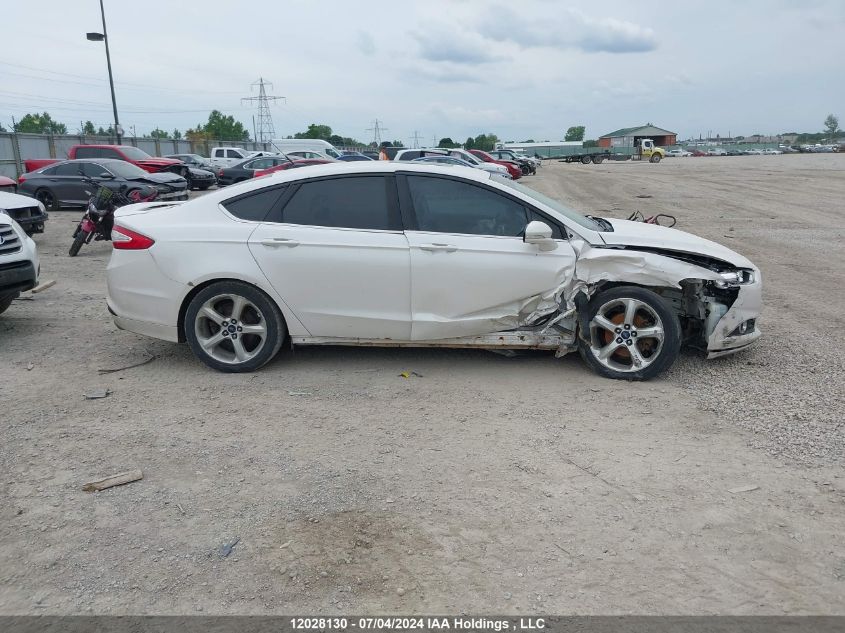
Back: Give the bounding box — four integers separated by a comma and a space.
401, 174, 577, 340
248, 174, 412, 339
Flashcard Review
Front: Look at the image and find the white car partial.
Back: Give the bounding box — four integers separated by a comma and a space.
667, 149, 692, 157
443, 148, 510, 176
0, 213, 39, 315
106, 162, 762, 380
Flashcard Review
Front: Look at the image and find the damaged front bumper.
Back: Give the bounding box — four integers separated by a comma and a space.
704, 272, 762, 358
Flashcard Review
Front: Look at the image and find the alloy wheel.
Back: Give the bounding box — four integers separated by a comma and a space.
194, 293, 268, 364
588, 297, 665, 373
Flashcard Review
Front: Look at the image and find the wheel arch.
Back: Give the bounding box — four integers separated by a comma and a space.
176, 277, 289, 343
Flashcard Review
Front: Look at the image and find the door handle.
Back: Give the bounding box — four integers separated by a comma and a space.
419, 243, 458, 252
260, 238, 300, 247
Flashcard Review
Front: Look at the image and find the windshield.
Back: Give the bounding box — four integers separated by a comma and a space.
325, 147, 341, 158
119, 146, 153, 160
497, 178, 603, 232
105, 161, 148, 179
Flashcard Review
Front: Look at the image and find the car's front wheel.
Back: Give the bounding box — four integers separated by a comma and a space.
0, 292, 17, 315
578, 286, 681, 380
184, 281, 286, 373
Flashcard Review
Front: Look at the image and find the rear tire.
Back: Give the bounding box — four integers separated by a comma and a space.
69, 230, 88, 257
577, 285, 681, 381
581, 155, 592, 165
0, 293, 16, 315
591, 155, 605, 164
184, 281, 286, 373
35, 188, 58, 211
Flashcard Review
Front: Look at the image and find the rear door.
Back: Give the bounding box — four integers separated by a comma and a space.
50, 163, 87, 205
247, 174, 411, 339
400, 173, 577, 340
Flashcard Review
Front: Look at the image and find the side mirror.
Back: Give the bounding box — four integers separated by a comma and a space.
524, 220, 557, 251
99, 172, 114, 179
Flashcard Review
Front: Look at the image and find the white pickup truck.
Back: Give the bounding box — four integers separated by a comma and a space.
209, 147, 278, 169
0, 214, 39, 315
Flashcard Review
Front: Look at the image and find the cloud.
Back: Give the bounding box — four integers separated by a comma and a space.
356, 31, 376, 56
479, 7, 657, 54
404, 63, 483, 84
411, 24, 506, 64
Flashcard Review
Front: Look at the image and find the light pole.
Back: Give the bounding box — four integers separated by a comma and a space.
86, 0, 121, 144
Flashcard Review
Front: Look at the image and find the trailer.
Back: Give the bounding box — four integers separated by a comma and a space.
559, 139, 666, 165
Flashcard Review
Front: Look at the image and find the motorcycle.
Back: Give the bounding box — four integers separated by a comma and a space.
69, 177, 158, 257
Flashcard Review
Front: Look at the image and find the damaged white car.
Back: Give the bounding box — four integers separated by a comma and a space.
106, 162, 761, 380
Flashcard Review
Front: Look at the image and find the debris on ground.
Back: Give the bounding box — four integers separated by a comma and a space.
288, 391, 312, 396
728, 484, 760, 494
83, 389, 111, 400
98, 355, 157, 374
82, 469, 143, 492
30, 280, 56, 294
219, 537, 240, 558
399, 371, 423, 378
26, 362, 34, 371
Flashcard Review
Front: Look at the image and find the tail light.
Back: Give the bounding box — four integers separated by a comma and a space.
112, 225, 155, 250
218, 169, 224, 177
17, 175, 26, 184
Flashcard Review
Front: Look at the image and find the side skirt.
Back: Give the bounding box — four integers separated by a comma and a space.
290, 331, 573, 350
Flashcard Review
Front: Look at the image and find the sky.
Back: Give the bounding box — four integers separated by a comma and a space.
2, 0, 844, 144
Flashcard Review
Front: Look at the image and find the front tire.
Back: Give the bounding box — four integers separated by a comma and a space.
184, 281, 286, 373
69, 230, 88, 257
650, 153, 662, 163
0, 293, 16, 315
577, 286, 681, 380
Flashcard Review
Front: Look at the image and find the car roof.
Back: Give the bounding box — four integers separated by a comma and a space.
200, 161, 491, 204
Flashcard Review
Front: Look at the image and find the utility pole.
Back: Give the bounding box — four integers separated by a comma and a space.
409, 130, 423, 149
86, 0, 121, 143
241, 78, 285, 144
366, 119, 387, 146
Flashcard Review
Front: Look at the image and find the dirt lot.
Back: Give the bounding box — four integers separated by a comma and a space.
1, 155, 844, 615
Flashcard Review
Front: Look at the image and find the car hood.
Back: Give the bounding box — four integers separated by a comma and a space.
0, 190, 41, 210
599, 219, 755, 269
136, 157, 182, 169
130, 172, 185, 185
188, 167, 215, 177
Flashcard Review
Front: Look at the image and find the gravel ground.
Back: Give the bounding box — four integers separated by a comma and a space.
1, 155, 843, 615
528, 153, 845, 464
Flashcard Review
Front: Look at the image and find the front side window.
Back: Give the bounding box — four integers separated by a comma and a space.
407, 175, 527, 237
281, 176, 396, 230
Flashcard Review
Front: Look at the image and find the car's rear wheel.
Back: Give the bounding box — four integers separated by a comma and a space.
35, 188, 58, 211
581, 155, 592, 165
184, 281, 286, 373
578, 286, 680, 380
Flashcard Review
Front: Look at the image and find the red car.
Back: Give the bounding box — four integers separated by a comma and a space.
468, 149, 522, 179
24, 145, 183, 175
0, 175, 16, 193
254, 159, 331, 178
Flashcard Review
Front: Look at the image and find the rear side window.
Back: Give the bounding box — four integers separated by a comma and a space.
54, 163, 82, 176
281, 176, 397, 230
222, 186, 287, 222
74, 147, 101, 158
226, 149, 242, 158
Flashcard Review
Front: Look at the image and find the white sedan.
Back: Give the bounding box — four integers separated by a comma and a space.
666, 149, 692, 157
106, 162, 762, 380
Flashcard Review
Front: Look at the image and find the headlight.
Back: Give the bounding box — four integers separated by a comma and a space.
715, 269, 755, 288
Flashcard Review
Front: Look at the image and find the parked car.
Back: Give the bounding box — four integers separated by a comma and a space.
412, 155, 511, 178
269, 139, 344, 160
216, 155, 297, 186
0, 190, 48, 235
106, 162, 762, 380
762, 148, 783, 155
667, 149, 692, 157
254, 159, 331, 178
469, 149, 522, 179
725, 149, 744, 156
707, 147, 728, 156
487, 150, 535, 175
690, 149, 708, 157
162, 154, 216, 190
337, 152, 374, 162
744, 148, 764, 155
0, 175, 16, 193
25, 145, 184, 176
443, 149, 510, 177
393, 149, 450, 161
165, 153, 214, 170
18, 159, 188, 209
285, 150, 337, 161
0, 214, 39, 316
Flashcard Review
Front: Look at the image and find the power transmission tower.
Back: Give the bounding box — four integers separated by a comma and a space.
409, 130, 423, 148
241, 78, 285, 144
366, 119, 388, 146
